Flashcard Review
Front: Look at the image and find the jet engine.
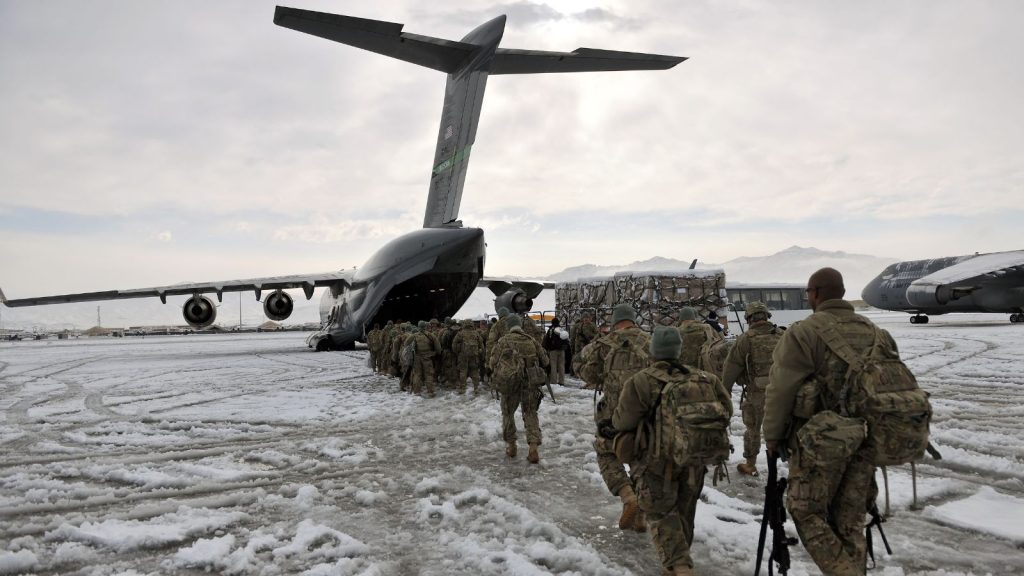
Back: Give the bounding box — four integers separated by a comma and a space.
494, 288, 533, 314
182, 295, 217, 328
906, 283, 978, 308
263, 289, 294, 321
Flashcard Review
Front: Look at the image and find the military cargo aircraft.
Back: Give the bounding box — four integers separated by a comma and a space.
0, 7, 685, 350
861, 250, 1024, 323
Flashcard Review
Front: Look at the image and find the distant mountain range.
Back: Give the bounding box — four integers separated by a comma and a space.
2, 247, 895, 331
542, 245, 896, 294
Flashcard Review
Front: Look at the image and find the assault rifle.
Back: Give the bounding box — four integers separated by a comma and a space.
865, 502, 892, 569
755, 454, 798, 576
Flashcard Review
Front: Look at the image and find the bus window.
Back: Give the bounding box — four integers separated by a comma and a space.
764, 290, 784, 310
781, 289, 801, 310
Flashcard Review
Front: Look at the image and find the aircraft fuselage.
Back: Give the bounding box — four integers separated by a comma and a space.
314, 227, 485, 348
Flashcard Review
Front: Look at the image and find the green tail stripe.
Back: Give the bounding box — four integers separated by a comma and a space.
433, 145, 472, 175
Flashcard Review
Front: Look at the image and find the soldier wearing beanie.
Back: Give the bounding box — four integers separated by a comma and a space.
612, 325, 731, 576
578, 303, 652, 532
721, 301, 785, 476
489, 313, 550, 463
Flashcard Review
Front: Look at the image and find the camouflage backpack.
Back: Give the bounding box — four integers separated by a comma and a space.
700, 338, 732, 378
814, 321, 932, 466
601, 332, 651, 400
400, 336, 417, 371
653, 366, 732, 467
746, 326, 784, 391
679, 324, 709, 368
492, 334, 544, 389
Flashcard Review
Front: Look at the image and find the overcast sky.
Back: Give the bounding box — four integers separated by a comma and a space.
2, 0, 1022, 299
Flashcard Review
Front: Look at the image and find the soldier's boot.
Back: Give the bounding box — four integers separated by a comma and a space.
617, 486, 639, 530
506, 441, 517, 458
527, 444, 540, 464
737, 458, 759, 477
671, 565, 695, 576
633, 509, 647, 532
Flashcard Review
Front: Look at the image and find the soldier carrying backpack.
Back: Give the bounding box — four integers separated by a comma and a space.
764, 268, 931, 576
611, 325, 732, 576
489, 314, 550, 463
721, 301, 786, 477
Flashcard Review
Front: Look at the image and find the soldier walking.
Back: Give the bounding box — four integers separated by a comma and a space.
577, 303, 651, 531
452, 319, 485, 393
721, 301, 785, 477
366, 323, 382, 372
570, 312, 598, 366
612, 326, 731, 576
676, 307, 721, 369
765, 268, 901, 575
410, 321, 441, 397
489, 315, 549, 463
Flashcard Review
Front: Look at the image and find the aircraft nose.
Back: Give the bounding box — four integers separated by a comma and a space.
861, 278, 880, 307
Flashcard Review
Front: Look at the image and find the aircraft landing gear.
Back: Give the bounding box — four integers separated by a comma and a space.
1011, 313, 1022, 323
910, 314, 929, 324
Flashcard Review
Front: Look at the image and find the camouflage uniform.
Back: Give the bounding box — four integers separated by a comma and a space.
765, 299, 897, 576
452, 320, 485, 393
577, 326, 651, 497
614, 360, 731, 574
677, 321, 721, 369
486, 315, 515, 364
521, 315, 544, 344
381, 322, 397, 375
571, 318, 599, 357
410, 327, 441, 396
489, 326, 549, 449
721, 316, 784, 471
367, 326, 382, 372
440, 319, 459, 386
390, 325, 410, 386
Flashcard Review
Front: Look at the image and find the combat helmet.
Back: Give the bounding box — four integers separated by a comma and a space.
744, 301, 771, 320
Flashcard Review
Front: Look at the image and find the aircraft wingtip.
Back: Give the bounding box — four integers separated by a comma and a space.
0, 286, 8, 306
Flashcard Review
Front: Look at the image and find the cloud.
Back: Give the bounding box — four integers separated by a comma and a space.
153, 231, 173, 242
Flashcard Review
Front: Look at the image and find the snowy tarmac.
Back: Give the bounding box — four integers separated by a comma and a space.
2, 311, 1023, 575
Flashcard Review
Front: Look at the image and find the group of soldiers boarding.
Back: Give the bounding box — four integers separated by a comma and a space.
365, 267, 928, 576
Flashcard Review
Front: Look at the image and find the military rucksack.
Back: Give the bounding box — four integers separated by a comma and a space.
400, 337, 417, 370
492, 334, 544, 389
700, 338, 732, 377
814, 322, 932, 466
679, 324, 709, 367
601, 333, 651, 399
653, 366, 732, 467
746, 325, 784, 390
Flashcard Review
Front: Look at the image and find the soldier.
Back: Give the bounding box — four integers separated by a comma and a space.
571, 312, 598, 359
612, 326, 731, 576
390, 323, 411, 387
486, 307, 513, 364
521, 314, 545, 344
489, 314, 550, 463
452, 319, 485, 393
676, 307, 721, 369
721, 301, 785, 477
440, 317, 459, 386
577, 303, 651, 531
367, 323, 382, 372
410, 321, 441, 396
541, 318, 570, 385
765, 268, 896, 575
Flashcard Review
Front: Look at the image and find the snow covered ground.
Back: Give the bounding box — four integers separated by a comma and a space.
1, 311, 1022, 575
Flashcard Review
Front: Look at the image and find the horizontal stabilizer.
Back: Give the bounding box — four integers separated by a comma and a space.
274, 6, 475, 73
491, 47, 685, 74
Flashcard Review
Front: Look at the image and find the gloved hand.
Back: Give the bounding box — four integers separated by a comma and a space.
597, 419, 618, 440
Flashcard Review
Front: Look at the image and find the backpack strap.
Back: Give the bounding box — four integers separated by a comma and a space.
810, 317, 878, 416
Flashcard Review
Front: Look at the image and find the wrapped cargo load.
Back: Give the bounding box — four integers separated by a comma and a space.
555, 269, 728, 333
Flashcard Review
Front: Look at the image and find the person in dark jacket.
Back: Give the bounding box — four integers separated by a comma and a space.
542, 318, 570, 385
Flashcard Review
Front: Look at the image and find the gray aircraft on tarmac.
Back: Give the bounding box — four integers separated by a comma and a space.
861, 249, 1024, 323
0, 6, 685, 350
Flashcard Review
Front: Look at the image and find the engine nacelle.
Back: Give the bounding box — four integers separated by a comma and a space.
182, 295, 217, 328
494, 289, 533, 314
263, 289, 294, 321
906, 283, 977, 308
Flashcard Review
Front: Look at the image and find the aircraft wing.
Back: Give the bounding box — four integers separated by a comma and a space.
273, 6, 476, 74
1, 271, 355, 307
490, 48, 686, 74
478, 278, 554, 299
912, 250, 1024, 288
